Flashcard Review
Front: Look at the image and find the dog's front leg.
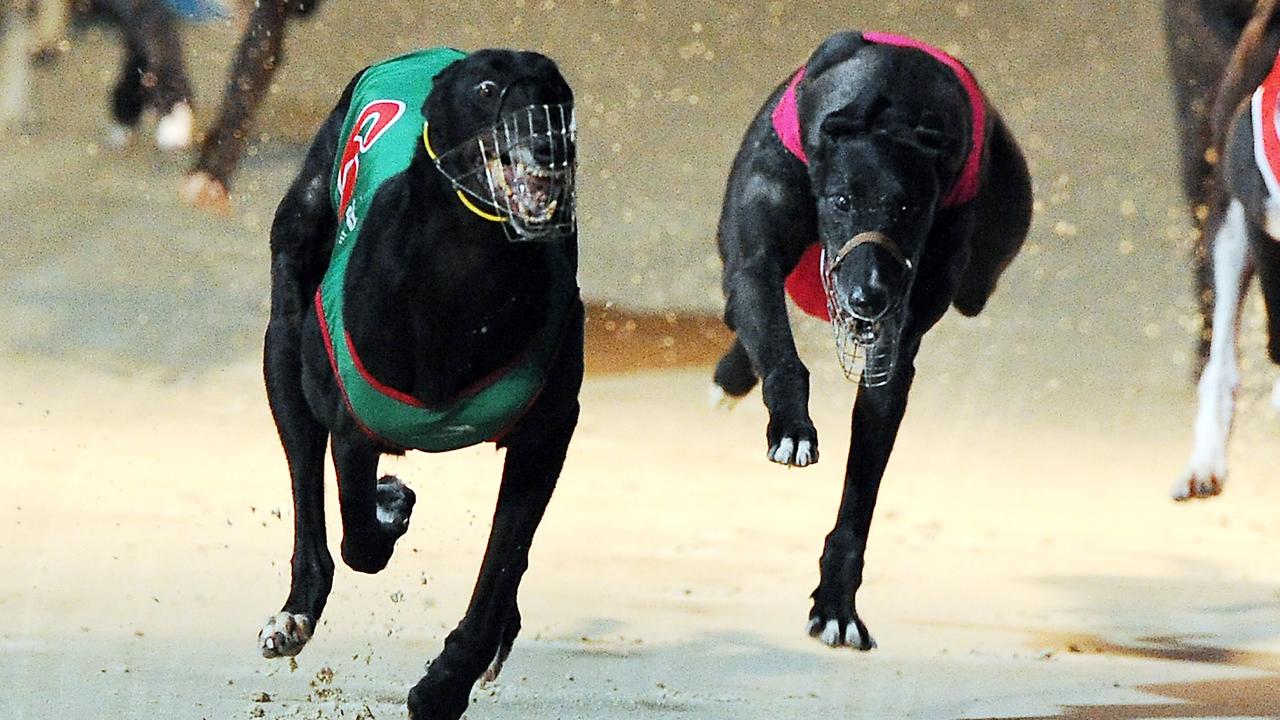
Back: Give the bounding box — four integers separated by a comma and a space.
407, 417, 573, 720
723, 253, 818, 467
808, 336, 921, 650
259, 135, 341, 658
409, 299, 581, 720
259, 309, 333, 659
330, 433, 414, 574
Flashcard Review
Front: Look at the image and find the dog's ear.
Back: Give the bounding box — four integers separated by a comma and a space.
912, 110, 960, 155
819, 94, 889, 138
803, 31, 867, 80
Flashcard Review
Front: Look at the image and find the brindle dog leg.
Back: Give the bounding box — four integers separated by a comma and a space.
182, 0, 320, 210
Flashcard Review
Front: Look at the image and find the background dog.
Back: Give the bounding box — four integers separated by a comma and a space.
1164, 0, 1257, 369
260, 47, 580, 719
1173, 0, 1280, 499
0, 0, 195, 148
711, 30, 1031, 649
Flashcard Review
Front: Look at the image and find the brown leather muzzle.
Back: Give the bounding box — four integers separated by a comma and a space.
827, 231, 913, 272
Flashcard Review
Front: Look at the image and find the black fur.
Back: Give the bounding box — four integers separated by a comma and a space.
712, 31, 1031, 648
95, 0, 190, 127
262, 49, 581, 719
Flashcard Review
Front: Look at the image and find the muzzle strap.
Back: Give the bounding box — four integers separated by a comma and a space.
830, 231, 913, 271
423, 122, 507, 223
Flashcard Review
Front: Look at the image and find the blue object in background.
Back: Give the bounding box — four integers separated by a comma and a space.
161, 0, 229, 22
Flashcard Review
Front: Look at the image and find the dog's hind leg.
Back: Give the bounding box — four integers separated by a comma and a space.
102, 0, 193, 149
952, 113, 1033, 317
1174, 199, 1254, 500
409, 303, 583, 720
329, 434, 414, 574
710, 337, 757, 409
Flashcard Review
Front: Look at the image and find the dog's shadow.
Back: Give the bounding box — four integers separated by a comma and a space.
988, 631, 1280, 719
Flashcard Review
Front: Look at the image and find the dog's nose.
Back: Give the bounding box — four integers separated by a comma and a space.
847, 282, 891, 321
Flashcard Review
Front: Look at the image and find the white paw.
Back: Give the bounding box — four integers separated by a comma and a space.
806, 617, 876, 650
768, 437, 817, 467
154, 101, 193, 151
178, 171, 231, 214
1271, 378, 1280, 412
258, 612, 313, 658
1171, 469, 1224, 501
708, 383, 741, 411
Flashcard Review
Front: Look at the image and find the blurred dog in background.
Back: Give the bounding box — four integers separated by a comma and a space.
1165, 0, 1257, 370
1171, 0, 1280, 500
0, 0, 196, 149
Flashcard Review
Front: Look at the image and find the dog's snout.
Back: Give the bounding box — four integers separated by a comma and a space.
847, 281, 892, 321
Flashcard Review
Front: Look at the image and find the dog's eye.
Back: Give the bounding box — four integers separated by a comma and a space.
476, 80, 498, 97
832, 195, 852, 212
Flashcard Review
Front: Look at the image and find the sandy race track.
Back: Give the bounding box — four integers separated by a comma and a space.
4, 1, 1280, 718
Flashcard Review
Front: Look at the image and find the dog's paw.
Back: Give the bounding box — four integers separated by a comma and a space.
766, 417, 818, 467
408, 675, 470, 720
258, 612, 313, 658
769, 436, 818, 466
806, 614, 875, 651
1172, 469, 1224, 501
154, 101, 193, 151
375, 475, 415, 538
178, 171, 232, 215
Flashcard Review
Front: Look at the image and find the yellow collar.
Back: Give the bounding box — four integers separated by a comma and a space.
423, 121, 506, 223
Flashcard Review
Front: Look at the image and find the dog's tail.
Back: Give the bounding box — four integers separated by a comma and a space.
1209, 0, 1280, 152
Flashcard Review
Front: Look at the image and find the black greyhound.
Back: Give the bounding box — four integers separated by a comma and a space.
259, 47, 580, 719
1164, 0, 1257, 369
1174, 0, 1280, 499
0, 0, 194, 146
712, 31, 1031, 648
